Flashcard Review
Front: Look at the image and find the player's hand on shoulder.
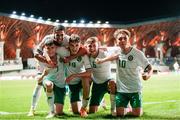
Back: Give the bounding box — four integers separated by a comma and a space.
95, 58, 103, 64
43, 68, 51, 76
60, 56, 70, 63
47, 60, 57, 68
66, 75, 73, 83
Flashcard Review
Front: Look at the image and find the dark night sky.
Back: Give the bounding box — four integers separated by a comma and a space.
0, 0, 180, 23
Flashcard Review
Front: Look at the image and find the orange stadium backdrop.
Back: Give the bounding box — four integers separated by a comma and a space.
0, 16, 179, 60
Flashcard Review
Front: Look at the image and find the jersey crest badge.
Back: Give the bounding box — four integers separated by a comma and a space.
128, 55, 133, 61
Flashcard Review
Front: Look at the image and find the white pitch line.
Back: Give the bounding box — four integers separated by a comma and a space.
0, 111, 46, 115
144, 100, 180, 105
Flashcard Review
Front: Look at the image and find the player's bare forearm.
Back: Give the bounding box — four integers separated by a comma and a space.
63, 46, 87, 63
73, 69, 92, 79
35, 54, 57, 68
66, 70, 92, 83
142, 64, 153, 81
37, 68, 51, 83
34, 54, 48, 64
95, 54, 119, 64
37, 72, 46, 83
104, 54, 119, 62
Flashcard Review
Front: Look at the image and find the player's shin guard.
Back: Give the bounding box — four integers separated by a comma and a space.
31, 84, 42, 110
82, 98, 89, 109
46, 91, 55, 113
110, 94, 116, 116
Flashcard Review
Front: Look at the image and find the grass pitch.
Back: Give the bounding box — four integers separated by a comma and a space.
0, 72, 180, 119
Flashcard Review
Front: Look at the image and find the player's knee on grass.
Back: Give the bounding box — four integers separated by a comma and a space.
108, 80, 116, 94
116, 107, 126, 116
132, 108, 143, 117
55, 103, 64, 115
89, 106, 98, 113
71, 102, 81, 114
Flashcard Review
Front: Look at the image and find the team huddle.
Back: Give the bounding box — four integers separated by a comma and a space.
27, 25, 153, 118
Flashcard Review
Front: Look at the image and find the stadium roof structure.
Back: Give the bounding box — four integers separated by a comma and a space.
0, 0, 180, 24
0, 12, 179, 29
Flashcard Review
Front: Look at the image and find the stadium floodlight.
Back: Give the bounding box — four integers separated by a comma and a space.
45, 18, 53, 25
8, 11, 114, 28
70, 20, 77, 27
86, 21, 96, 27
36, 17, 44, 24
77, 19, 85, 27
64, 20, 68, 23
73, 20, 76, 23
10, 11, 18, 19
105, 21, 109, 24
12, 11, 16, 14
97, 21, 101, 24
47, 18, 51, 21
89, 21, 93, 24
80, 20, 85, 24
55, 19, 59, 22
30, 15, 34, 18
28, 15, 35, 22
21, 13, 25, 16
38, 17, 43, 19
19, 13, 26, 20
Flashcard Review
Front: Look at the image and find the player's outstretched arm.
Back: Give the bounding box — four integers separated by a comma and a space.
62, 46, 87, 63
34, 54, 57, 68
66, 69, 92, 83
95, 54, 119, 64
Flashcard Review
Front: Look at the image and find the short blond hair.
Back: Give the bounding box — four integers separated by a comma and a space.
69, 34, 80, 42
113, 29, 131, 39
85, 37, 100, 45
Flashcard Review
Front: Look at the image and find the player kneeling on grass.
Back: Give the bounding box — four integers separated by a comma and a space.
43, 39, 67, 118
28, 26, 65, 117
84, 37, 116, 116
27, 47, 56, 117
95, 29, 153, 117
63, 34, 92, 117
29, 39, 66, 118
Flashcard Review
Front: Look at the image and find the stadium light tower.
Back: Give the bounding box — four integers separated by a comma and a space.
7, 11, 115, 28
12, 11, 16, 14
80, 20, 85, 24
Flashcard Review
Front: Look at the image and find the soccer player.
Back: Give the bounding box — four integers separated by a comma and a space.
95, 29, 153, 117
29, 39, 66, 118
28, 25, 87, 116
43, 40, 67, 118
61, 34, 92, 117
84, 37, 116, 116
27, 25, 69, 117
35, 24, 87, 65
